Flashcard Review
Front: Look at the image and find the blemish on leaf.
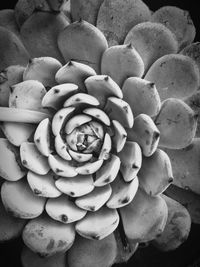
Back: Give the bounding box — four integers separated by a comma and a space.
60, 214, 68, 223
54, 89, 60, 94
46, 239, 55, 251
22, 160, 27, 165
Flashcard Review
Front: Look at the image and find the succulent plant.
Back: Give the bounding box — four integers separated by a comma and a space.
0, 1, 200, 267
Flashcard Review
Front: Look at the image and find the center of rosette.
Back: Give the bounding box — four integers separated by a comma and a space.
66, 121, 104, 154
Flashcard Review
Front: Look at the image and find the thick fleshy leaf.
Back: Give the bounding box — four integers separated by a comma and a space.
75, 184, 112, 212
76, 159, 103, 175
96, 0, 151, 46
0, 138, 26, 181
83, 107, 110, 126
165, 184, 200, 224
48, 154, 77, 177
105, 97, 134, 128
67, 234, 117, 267
0, 26, 29, 71
101, 44, 144, 87
20, 142, 50, 175
65, 114, 92, 134
94, 154, 121, 187
52, 107, 75, 136
118, 141, 142, 181
138, 149, 173, 196
9, 80, 47, 111
68, 149, 93, 163
88, 121, 104, 139
55, 61, 96, 92
1, 180, 45, 219
23, 56, 62, 88
0, 65, 25, 107
0, 122, 35, 147
21, 246, 66, 267
120, 188, 168, 242
63, 93, 100, 107
54, 134, 72, 160
27, 171, 62, 198
145, 54, 199, 101
34, 118, 52, 157
85, 75, 123, 108
124, 21, 178, 72
151, 6, 196, 50
122, 77, 161, 117
0, 107, 52, 124
70, 0, 104, 25
20, 11, 69, 62
106, 175, 139, 209
55, 174, 94, 197
184, 91, 200, 137
99, 133, 112, 160
112, 120, 127, 153
75, 206, 119, 240
114, 228, 139, 264
127, 114, 160, 157
42, 83, 78, 110
155, 98, 197, 149
164, 138, 200, 194
180, 42, 200, 74
0, 199, 26, 242
22, 215, 75, 257
152, 195, 191, 251
45, 195, 87, 223
57, 20, 108, 74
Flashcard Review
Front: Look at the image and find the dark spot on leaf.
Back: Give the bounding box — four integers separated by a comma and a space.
104, 177, 110, 183
46, 239, 55, 251
104, 76, 109, 81
70, 191, 75, 196
35, 138, 40, 143
22, 160, 27, 165
89, 206, 95, 211
36, 228, 44, 237
38, 252, 49, 258
34, 189, 42, 195
149, 82, 155, 88
59, 115, 63, 120
91, 234, 100, 240
121, 197, 130, 204
168, 177, 174, 183
156, 233, 162, 238
60, 214, 68, 223
55, 168, 63, 173
123, 105, 129, 113
126, 43, 132, 49
58, 240, 67, 248
54, 89, 60, 94
132, 163, 139, 169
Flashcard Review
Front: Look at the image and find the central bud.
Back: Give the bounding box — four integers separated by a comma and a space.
66, 121, 104, 154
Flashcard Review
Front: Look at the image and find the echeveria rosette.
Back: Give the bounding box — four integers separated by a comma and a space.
0, 58, 144, 256
0, 2, 199, 266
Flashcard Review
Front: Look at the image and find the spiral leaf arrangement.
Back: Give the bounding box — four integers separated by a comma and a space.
0, 1, 200, 266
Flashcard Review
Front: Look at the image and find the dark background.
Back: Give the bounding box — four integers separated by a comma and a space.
0, 1, 200, 267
